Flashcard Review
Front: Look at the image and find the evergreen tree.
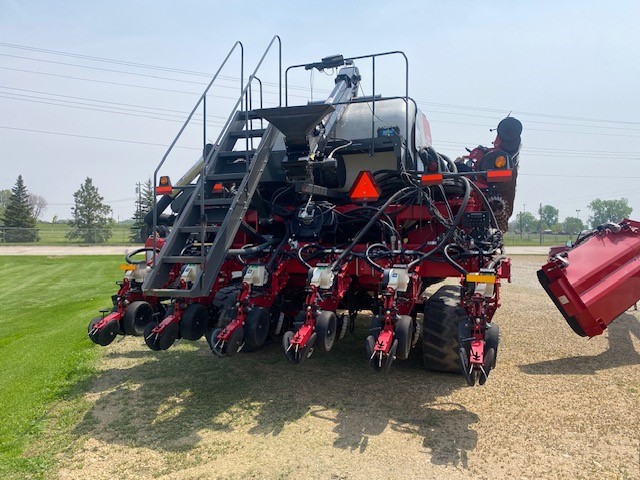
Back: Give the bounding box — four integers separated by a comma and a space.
67, 177, 113, 243
2, 176, 38, 242
130, 178, 154, 242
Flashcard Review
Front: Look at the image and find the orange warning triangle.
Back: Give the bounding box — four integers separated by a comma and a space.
349, 170, 381, 202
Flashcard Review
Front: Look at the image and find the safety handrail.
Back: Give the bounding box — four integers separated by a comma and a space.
193, 35, 280, 268
285, 50, 409, 163
198, 35, 281, 173
152, 36, 282, 265
152, 41, 244, 250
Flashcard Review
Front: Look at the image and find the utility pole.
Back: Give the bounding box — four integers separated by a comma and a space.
136, 182, 142, 220
539, 203, 543, 246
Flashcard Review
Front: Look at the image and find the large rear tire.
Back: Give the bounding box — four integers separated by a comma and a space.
422, 285, 468, 372
212, 285, 240, 327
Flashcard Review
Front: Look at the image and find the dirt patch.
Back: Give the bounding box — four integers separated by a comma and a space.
54, 256, 640, 479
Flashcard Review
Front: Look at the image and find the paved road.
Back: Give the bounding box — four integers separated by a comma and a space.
0, 245, 551, 256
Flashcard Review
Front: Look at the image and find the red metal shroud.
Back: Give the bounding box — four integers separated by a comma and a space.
537, 219, 640, 337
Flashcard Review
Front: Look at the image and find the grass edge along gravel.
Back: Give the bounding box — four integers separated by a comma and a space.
0, 255, 121, 479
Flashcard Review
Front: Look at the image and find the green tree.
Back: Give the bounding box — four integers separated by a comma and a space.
514, 211, 538, 233
563, 216, 584, 235
0, 189, 11, 219
67, 177, 113, 243
2, 176, 38, 242
587, 198, 633, 228
130, 179, 154, 243
539, 204, 559, 229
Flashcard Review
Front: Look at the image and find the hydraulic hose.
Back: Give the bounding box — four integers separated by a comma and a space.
407, 176, 471, 271
364, 243, 392, 272
443, 244, 468, 276
265, 222, 291, 272
487, 254, 507, 270
467, 177, 500, 231
331, 186, 413, 272
227, 238, 278, 256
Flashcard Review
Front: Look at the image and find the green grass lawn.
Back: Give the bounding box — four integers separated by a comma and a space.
34, 223, 135, 245
0, 256, 121, 478
503, 232, 574, 247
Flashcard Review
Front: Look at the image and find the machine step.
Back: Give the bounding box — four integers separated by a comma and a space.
206, 172, 247, 182
218, 150, 256, 160
228, 128, 267, 139
163, 255, 205, 264
179, 226, 220, 234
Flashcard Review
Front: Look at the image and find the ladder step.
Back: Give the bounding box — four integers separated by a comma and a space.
199, 198, 233, 207
229, 128, 267, 139
206, 173, 247, 182
163, 255, 205, 264
179, 226, 220, 234
237, 111, 262, 121
218, 150, 256, 160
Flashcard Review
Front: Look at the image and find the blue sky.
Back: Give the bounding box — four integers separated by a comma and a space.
2, 0, 639, 224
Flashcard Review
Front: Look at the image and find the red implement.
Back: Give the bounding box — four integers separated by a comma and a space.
538, 219, 640, 337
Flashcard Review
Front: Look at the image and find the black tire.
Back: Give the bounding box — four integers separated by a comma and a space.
180, 303, 209, 341
122, 301, 153, 336
369, 315, 383, 335
315, 311, 337, 352
158, 323, 179, 350
244, 307, 270, 349
422, 285, 469, 372
395, 315, 413, 360
212, 285, 240, 327
209, 327, 223, 356
226, 327, 244, 357
88, 316, 119, 346
485, 323, 500, 368
479, 347, 495, 385
143, 322, 162, 351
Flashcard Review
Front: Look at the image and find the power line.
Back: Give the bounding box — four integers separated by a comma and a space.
0, 52, 218, 86
0, 85, 226, 118
4, 64, 638, 139
430, 119, 640, 139
436, 140, 640, 157
521, 173, 640, 179
419, 101, 640, 126
425, 108, 640, 133
3, 41, 639, 126
0, 125, 202, 150
0, 93, 226, 126
0, 66, 304, 100
0, 41, 314, 92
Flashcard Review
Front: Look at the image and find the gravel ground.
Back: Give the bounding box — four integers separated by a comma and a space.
51, 255, 639, 479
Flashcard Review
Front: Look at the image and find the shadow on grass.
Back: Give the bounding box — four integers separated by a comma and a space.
520, 313, 640, 375
75, 323, 476, 467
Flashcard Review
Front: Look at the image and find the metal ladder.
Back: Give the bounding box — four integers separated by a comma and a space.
142, 37, 282, 298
